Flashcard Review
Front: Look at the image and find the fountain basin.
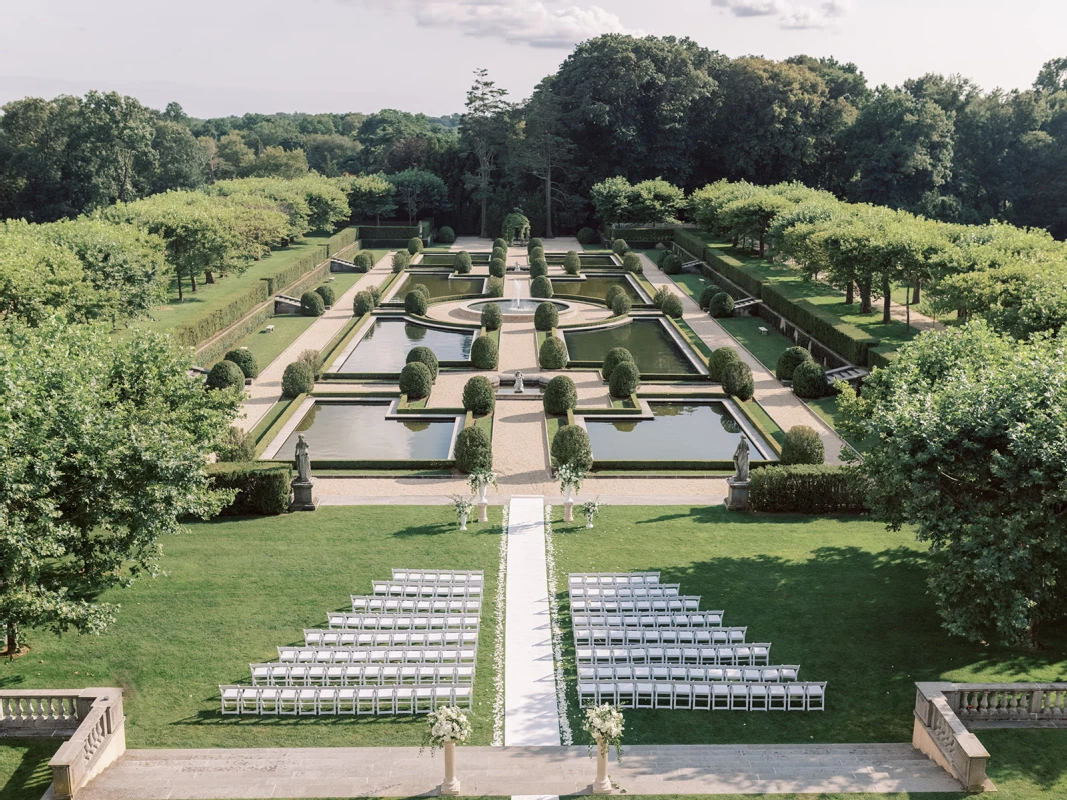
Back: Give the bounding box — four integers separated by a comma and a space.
470, 299, 568, 317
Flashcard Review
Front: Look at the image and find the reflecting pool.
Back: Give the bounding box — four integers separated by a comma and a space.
280, 402, 457, 461
339, 319, 473, 372
562, 319, 699, 374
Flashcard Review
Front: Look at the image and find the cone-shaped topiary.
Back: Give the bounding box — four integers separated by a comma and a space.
576, 227, 597, 245
471, 335, 499, 369
437, 226, 456, 244
281, 361, 314, 398
399, 361, 433, 399
405, 345, 439, 382
602, 347, 634, 381
407, 237, 423, 255
660, 294, 683, 319
534, 301, 558, 331
539, 336, 568, 369
453, 251, 472, 274
301, 290, 325, 317
709, 292, 734, 318
353, 290, 375, 316
611, 294, 632, 316
543, 375, 578, 415
531, 275, 553, 298
551, 424, 592, 470
722, 360, 754, 400
709, 346, 741, 382
792, 360, 828, 398
563, 251, 581, 275
404, 290, 428, 315
224, 348, 259, 379
481, 303, 502, 331
454, 425, 492, 473
207, 359, 246, 391
462, 375, 495, 415
529, 260, 548, 279
315, 284, 336, 307
609, 360, 640, 398
776, 346, 813, 381
780, 425, 825, 465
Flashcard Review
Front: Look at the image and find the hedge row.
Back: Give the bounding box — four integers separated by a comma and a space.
749, 465, 867, 514
195, 303, 274, 367
356, 225, 420, 240
705, 249, 764, 299
612, 227, 675, 243
593, 459, 735, 471
673, 229, 712, 261
867, 344, 900, 370
759, 284, 880, 366
209, 462, 293, 515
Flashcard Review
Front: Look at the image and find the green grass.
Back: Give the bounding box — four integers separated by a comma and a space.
717, 315, 794, 373
0, 739, 59, 800
0, 507, 503, 749
548, 506, 1067, 746
806, 395, 876, 456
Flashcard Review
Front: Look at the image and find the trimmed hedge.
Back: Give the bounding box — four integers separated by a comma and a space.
750, 465, 867, 514
224, 348, 259, 379
534, 302, 559, 331
410, 283, 430, 298
615, 227, 674, 245
776, 346, 813, 381
399, 361, 432, 399
353, 252, 374, 271
437, 226, 456, 244
486, 277, 504, 297
493, 237, 508, 250
661, 253, 683, 275
709, 346, 740, 382
407, 237, 423, 255
611, 294, 633, 316
576, 227, 598, 245
358, 225, 420, 240
531, 276, 553, 298
301, 290, 325, 317
722, 360, 754, 400
281, 361, 314, 397
622, 252, 643, 273
605, 285, 626, 308
297, 348, 323, 379
699, 285, 718, 310
481, 303, 502, 331
462, 375, 495, 415
206, 360, 245, 391
405, 345, 439, 381
563, 251, 581, 275
602, 347, 634, 380
530, 247, 545, 264
315, 284, 336, 307
539, 336, 568, 369
210, 462, 293, 516
528, 238, 544, 253
529, 260, 548, 279
792, 360, 828, 399
612, 239, 630, 255
471, 335, 499, 369
392, 251, 410, 273
543, 375, 577, 415
489, 258, 506, 278
660, 294, 683, 319
761, 283, 879, 366
652, 286, 670, 308
551, 424, 593, 470
609, 360, 640, 398
404, 290, 428, 315
453, 251, 472, 274
353, 290, 375, 316
709, 292, 734, 318
454, 426, 492, 473
780, 425, 825, 465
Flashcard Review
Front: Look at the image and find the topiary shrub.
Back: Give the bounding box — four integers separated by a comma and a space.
534, 301, 558, 331
605, 284, 626, 308
281, 361, 314, 397
492, 245, 507, 261
612, 238, 630, 256
563, 251, 581, 275
611, 294, 632, 316
750, 465, 867, 514
206, 359, 246, 391
609, 360, 640, 398
539, 336, 568, 369
405, 345, 439, 382
709, 292, 734, 318
216, 426, 256, 462
528, 237, 544, 253
776, 346, 813, 382
404, 290, 428, 315
410, 283, 430, 298
462, 375, 495, 415
543, 375, 578, 415
602, 347, 634, 381
454, 425, 492, 473
699, 285, 719, 310
780, 425, 825, 465
792, 360, 828, 399
298, 348, 324, 380
551, 424, 592, 470
453, 251, 472, 274
576, 227, 598, 245
437, 226, 456, 244
353, 290, 375, 316
368, 285, 382, 305
529, 260, 548, 279
470, 335, 499, 369
493, 237, 508, 250
486, 277, 504, 297
709, 346, 741, 382
489, 258, 506, 278
353, 252, 374, 272
300, 290, 325, 317
399, 361, 432, 399
209, 462, 293, 515
392, 251, 410, 273
407, 237, 423, 255
315, 284, 336, 307
530, 247, 545, 264
531, 275, 553, 298
721, 360, 754, 400
660, 294, 683, 319
224, 348, 259, 379
661, 253, 683, 275
653, 287, 670, 308
481, 302, 502, 331
622, 252, 643, 274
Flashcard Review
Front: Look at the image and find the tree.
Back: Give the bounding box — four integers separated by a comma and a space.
510, 77, 574, 238
388, 169, 448, 224
240, 145, 309, 179
0, 318, 240, 654
345, 172, 397, 223
461, 68, 510, 238
589, 176, 633, 226
150, 119, 207, 194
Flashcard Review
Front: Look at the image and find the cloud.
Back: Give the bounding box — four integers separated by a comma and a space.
710, 0, 785, 17
711, 0, 853, 30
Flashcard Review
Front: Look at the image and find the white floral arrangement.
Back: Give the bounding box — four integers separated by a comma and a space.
557, 462, 587, 493
423, 705, 473, 755
583, 703, 624, 759
544, 505, 574, 745
450, 495, 475, 518
467, 467, 498, 494
581, 498, 604, 520
491, 506, 509, 746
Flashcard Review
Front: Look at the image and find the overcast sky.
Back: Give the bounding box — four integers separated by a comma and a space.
1, 0, 1062, 118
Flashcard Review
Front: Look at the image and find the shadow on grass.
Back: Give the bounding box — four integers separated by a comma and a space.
0, 740, 61, 800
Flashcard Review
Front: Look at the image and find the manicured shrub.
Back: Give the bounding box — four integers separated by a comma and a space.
493, 237, 508, 250
609, 360, 640, 398
539, 336, 568, 369
721, 360, 754, 400
297, 348, 323, 380
563, 251, 581, 275
489, 258, 506, 278
660, 294, 683, 319
399, 361, 432, 399
531, 275, 553, 298
216, 426, 255, 462
368, 285, 382, 305
622, 252, 643, 274
209, 462, 293, 516
543, 375, 577, 415
404, 290, 428, 315
206, 359, 246, 391
492, 244, 507, 260
709, 346, 741, 382
528, 237, 544, 253
410, 283, 430, 298
407, 237, 423, 255
602, 347, 634, 381
470, 335, 499, 369
534, 301, 558, 331
576, 227, 598, 245
530, 247, 545, 264
353, 252, 374, 272
611, 294, 632, 316
454, 426, 492, 473
612, 238, 630, 256
605, 284, 626, 308
300, 290, 325, 317
353, 290, 375, 316
392, 251, 410, 273
529, 260, 548, 279
661, 253, 683, 275
224, 348, 259, 379
750, 465, 867, 514
453, 250, 472, 274
709, 292, 734, 318
551, 424, 592, 470
462, 375, 495, 415
776, 346, 813, 382
437, 226, 456, 244
699, 285, 719, 310
780, 425, 825, 466
405, 345, 439, 382
481, 302, 502, 331
486, 277, 504, 297
315, 284, 336, 307
281, 361, 314, 397
652, 286, 670, 308
792, 360, 828, 398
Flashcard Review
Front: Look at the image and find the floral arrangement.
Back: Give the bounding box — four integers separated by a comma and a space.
583, 703, 624, 759
544, 505, 574, 744
467, 466, 498, 494
450, 495, 475, 519
557, 462, 587, 494
581, 498, 604, 520
423, 705, 472, 755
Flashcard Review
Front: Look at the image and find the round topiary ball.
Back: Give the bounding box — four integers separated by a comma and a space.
481, 302, 502, 331
602, 347, 634, 381
437, 226, 456, 244
709, 346, 741, 382
471, 335, 499, 369
281, 360, 314, 398
353, 290, 375, 316
528, 237, 544, 253
399, 361, 433, 399
543, 375, 578, 415
301, 290, 325, 317
534, 301, 558, 332
489, 258, 506, 278
722, 360, 754, 400
709, 292, 734, 318
454, 425, 492, 473
660, 294, 683, 319
551, 424, 593, 470
405, 345, 439, 382
206, 359, 246, 391
563, 251, 581, 275
612, 238, 630, 256
392, 251, 410, 273
622, 252, 643, 274
453, 251, 472, 274
486, 277, 504, 297
776, 346, 813, 382
661, 253, 683, 275
493, 237, 508, 250
780, 425, 825, 465
492, 244, 507, 259
224, 348, 259, 379
528, 260, 548, 279
605, 284, 626, 308
611, 294, 632, 316
369, 285, 382, 305
576, 227, 597, 245
792, 360, 828, 399
539, 336, 568, 369
410, 283, 430, 298
353, 252, 373, 272
531, 275, 553, 298
699, 285, 718, 310
315, 284, 336, 307
404, 290, 428, 315
609, 360, 640, 398
407, 237, 423, 255
653, 286, 671, 308
462, 375, 495, 415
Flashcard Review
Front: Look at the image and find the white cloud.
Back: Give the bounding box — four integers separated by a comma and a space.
711, 0, 854, 30
710, 0, 785, 17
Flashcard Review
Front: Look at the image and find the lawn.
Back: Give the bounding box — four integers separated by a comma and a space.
0, 739, 58, 800
0, 507, 504, 750
806, 395, 876, 456
717, 314, 794, 373
547, 506, 1067, 747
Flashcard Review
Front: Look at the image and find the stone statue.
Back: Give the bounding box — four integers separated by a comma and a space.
514, 371, 525, 394
295, 434, 312, 483
732, 436, 750, 483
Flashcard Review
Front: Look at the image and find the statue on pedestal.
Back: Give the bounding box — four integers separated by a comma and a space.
295, 434, 312, 482
726, 435, 751, 511
732, 436, 750, 482
291, 434, 317, 511
514, 371, 525, 394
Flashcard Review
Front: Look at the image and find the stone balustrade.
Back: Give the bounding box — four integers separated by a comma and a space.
947, 683, 1067, 722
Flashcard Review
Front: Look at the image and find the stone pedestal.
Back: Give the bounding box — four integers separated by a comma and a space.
725, 478, 750, 511
478, 502, 488, 523
564, 501, 574, 522
291, 480, 318, 511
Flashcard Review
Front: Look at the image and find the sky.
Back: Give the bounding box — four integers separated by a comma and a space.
0, 0, 1063, 118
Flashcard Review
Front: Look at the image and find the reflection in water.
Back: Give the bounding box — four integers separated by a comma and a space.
340, 319, 473, 372
280, 403, 457, 460
552, 276, 640, 302
397, 274, 483, 299
563, 319, 699, 374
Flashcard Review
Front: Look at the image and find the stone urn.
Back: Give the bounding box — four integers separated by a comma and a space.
458, 511, 468, 531
592, 737, 612, 794
476, 480, 489, 504
441, 740, 461, 796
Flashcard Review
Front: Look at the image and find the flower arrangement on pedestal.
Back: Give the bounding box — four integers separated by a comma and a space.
423, 706, 472, 796
468, 466, 498, 504
583, 703, 624, 794
450, 496, 475, 530
557, 462, 587, 503
581, 498, 604, 528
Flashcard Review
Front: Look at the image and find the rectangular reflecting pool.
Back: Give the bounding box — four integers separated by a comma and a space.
280, 402, 458, 461
338, 319, 474, 373
562, 319, 699, 374
397, 273, 484, 299
551, 276, 641, 302
585, 402, 771, 462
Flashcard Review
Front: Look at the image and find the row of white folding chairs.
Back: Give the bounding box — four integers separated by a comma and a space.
575, 644, 771, 666
573, 612, 724, 629
326, 613, 480, 631
574, 627, 746, 647
304, 630, 479, 648
571, 597, 699, 613
279, 646, 477, 664
220, 684, 473, 716
569, 572, 660, 587
392, 569, 483, 584
372, 581, 482, 598
578, 681, 826, 711
350, 596, 482, 614
579, 664, 798, 683
250, 662, 474, 686
569, 585, 680, 599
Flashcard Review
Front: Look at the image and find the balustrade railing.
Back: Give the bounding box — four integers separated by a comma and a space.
0, 690, 83, 730
949, 683, 1067, 721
